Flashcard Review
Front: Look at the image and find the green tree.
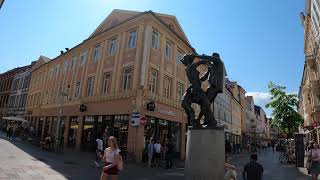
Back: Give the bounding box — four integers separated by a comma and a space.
265, 81, 304, 138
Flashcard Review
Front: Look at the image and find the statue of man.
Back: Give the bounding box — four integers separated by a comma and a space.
180, 53, 217, 128
195, 53, 225, 122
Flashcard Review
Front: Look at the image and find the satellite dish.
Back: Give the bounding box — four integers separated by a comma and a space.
22, 121, 30, 129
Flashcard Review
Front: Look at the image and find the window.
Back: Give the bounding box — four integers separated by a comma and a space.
71, 57, 77, 72
102, 73, 111, 94
80, 51, 88, 66
176, 50, 184, 64
122, 67, 133, 91
108, 38, 117, 55
148, 69, 158, 93
163, 76, 172, 99
127, 31, 137, 48
64, 61, 68, 73
93, 44, 101, 63
165, 41, 172, 59
74, 82, 80, 98
152, 31, 159, 49
176, 82, 184, 101
87, 77, 95, 96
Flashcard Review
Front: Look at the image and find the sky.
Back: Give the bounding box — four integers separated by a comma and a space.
0, 0, 305, 116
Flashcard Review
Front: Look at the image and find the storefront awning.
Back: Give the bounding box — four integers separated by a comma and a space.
70, 125, 93, 130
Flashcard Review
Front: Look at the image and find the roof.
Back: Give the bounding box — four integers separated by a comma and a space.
32, 9, 195, 73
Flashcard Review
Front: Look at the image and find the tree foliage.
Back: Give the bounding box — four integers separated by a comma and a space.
265, 81, 304, 137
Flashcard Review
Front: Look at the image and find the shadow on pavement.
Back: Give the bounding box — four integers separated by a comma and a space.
0, 132, 185, 180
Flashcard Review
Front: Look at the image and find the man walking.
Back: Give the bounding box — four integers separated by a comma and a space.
242, 154, 263, 180
154, 139, 162, 167
94, 136, 104, 168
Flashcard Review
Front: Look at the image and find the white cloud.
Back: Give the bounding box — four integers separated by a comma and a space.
246, 92, 272, 117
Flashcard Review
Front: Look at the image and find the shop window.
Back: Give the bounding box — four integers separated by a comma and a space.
144, 117, 181, 156
68, 117, 79, 148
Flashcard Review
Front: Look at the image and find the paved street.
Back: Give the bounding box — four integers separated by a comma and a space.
230, 150, 310, 180
0, 132, 314, 180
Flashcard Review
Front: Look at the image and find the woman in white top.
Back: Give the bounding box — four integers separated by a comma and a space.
100, 136, 121, 180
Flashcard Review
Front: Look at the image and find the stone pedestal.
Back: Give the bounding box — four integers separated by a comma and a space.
185, 129, 225, 180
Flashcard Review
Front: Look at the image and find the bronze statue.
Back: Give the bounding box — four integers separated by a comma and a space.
181, 52, 225, 128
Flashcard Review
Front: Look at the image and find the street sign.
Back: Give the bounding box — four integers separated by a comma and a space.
131, 112, 140, 127
140, 116, 147, 125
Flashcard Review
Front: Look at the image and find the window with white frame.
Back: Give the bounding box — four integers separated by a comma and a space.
127, 31, 137, 49
102, 73, 111, 94
163, 76, 172, 99
165, 41, 172, 59
176, 82, 184, 101
80, 51, 88, 66
93, 44, 101, 63
152, 31, 159, 49
122, 67, 133, 91
148, 69, 158, 93
87, 76, 95, 96
74, 82, 80, 98
108, 38, 117, 55
176, 49, 184, 64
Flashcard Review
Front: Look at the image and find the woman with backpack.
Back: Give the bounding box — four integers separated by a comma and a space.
100, 136, 123, 180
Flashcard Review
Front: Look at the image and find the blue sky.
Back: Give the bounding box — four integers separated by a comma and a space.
0, 0, 304, 115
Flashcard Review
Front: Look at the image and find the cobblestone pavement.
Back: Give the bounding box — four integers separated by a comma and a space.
0, 132, 313, 180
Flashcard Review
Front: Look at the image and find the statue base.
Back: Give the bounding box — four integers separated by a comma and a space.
185, 129, 225, 180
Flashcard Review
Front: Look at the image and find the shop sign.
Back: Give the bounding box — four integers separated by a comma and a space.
131, 112, 140, 127
158, 109, 176, 116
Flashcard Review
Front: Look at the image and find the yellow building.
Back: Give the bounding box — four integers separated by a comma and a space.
25, 9, 194, 160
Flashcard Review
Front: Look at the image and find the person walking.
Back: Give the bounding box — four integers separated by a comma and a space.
100, 136, 122, 180
94, 136, 104, 168
242, 154, 263, 180
307, 142, 320, 180
225, 155, 237, 180
154, 139, 162, 167
166, 140, 174, 169
147, 139, 155, 167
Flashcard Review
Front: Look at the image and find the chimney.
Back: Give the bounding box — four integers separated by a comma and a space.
60, 51, 64, 54
65, 48, 69, 51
